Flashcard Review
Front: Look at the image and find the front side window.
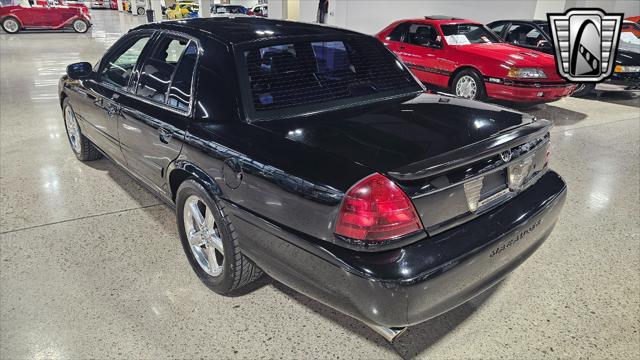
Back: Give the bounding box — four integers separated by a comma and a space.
387, 22, 411, 42
135, 36, 189, 104
505, 24, 545, 47
241, 37, 422, 118
440, 23, 500, 45
100, 35, 151, 89
488, 23, 506, 36
405, 24, 442, 48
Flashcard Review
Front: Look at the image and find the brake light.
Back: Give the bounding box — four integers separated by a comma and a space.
335, 173, 423, 241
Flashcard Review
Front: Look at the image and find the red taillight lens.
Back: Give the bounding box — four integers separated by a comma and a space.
335, 173, 423, 241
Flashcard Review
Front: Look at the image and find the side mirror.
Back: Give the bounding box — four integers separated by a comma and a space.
66, 62, 93, 80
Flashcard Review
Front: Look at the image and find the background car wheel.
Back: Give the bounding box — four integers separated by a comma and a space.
72, 19, 89, 33
176, 180, 263, 295
1, 17, 20, 34
572, 83, 595, 97
137, 7, 145, 15
451, 69, 486, 101
62, 98, 102, 161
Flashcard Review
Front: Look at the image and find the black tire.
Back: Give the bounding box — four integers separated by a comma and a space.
176, 179, 263, 295
62, 98, 102, 161
572, 83, 595, 97
451, 69, 487, 101
137, 7, 145, 15
1, 17, 21, 34
72, 19, 89, 33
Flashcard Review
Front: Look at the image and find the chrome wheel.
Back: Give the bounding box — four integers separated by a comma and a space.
183, 195, 225, 277
3, 18, 19, 33
64, 105, 82, 154
455, 75, 478, 99
73, 20, 87, 33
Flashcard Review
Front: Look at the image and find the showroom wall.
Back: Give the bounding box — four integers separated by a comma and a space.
267, 0, 640, 35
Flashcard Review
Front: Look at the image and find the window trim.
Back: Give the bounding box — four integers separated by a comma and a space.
96, 29, 158, 89
98, 29, 202, 117
403, 22, 444, 49
134, 32, 197, 112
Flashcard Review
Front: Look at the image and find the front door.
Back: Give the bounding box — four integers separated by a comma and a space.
385, 22, 449, 88
76, 31, 154, 165
118, 34, 198, 191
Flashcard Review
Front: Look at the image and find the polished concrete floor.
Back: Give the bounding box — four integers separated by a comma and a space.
1, 10, 639, 360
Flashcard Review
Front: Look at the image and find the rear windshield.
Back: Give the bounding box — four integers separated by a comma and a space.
240, 37, 422, 119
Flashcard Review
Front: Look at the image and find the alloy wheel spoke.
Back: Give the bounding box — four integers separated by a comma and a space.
189, 201, 205, 231
209, 232, 224, 253
206, 246, 220, 272
204, 207, 215, 230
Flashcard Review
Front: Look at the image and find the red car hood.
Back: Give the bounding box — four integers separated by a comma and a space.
455, 43, 563, 80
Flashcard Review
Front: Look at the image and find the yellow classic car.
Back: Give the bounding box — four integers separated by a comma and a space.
166, 2, 198, 19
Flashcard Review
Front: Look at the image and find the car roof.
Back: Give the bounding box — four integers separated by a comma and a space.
404, 17, 476, 25
134, 17, 357, 45
488, 19, 548, 24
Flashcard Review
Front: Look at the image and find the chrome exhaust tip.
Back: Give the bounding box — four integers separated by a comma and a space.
366, 324, 408, 342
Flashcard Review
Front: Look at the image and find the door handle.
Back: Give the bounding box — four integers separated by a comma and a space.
399, 46, 406, 50
158, 127, 173, 144
106, 104, 118, 117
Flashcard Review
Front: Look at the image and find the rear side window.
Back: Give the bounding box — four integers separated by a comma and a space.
136, 36, 189, 104
167, 42, 198, 111
242, 37, 421, 116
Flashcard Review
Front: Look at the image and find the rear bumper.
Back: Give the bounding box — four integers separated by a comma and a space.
228, 171, 567, 327
486, 82, 575, 103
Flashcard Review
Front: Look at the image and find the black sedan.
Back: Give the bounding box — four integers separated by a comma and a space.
488, 19, 640, 96
58, 17, 566, 341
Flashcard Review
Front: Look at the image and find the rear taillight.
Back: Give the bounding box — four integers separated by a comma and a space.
335, 173, 423, 242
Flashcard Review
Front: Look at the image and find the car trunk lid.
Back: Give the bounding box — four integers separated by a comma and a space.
255, 93, 551, 235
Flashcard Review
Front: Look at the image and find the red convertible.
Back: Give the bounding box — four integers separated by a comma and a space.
1, 1, 91, 33
377, 16, 575, 104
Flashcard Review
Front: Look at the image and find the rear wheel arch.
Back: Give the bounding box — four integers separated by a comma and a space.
168, 161, 224, 203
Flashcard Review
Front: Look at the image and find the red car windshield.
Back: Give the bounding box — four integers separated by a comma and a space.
440, 23, 501, 45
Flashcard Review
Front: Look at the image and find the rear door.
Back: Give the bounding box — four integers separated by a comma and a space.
117, 32, 198, 191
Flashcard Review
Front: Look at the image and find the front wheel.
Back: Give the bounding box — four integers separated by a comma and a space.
63, 98, 102, 161
176, 180, 262, 295
72, 19, 89, 33
1, 17, 20, 34
451, 69, 486, 101
137, 7, 145, 15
